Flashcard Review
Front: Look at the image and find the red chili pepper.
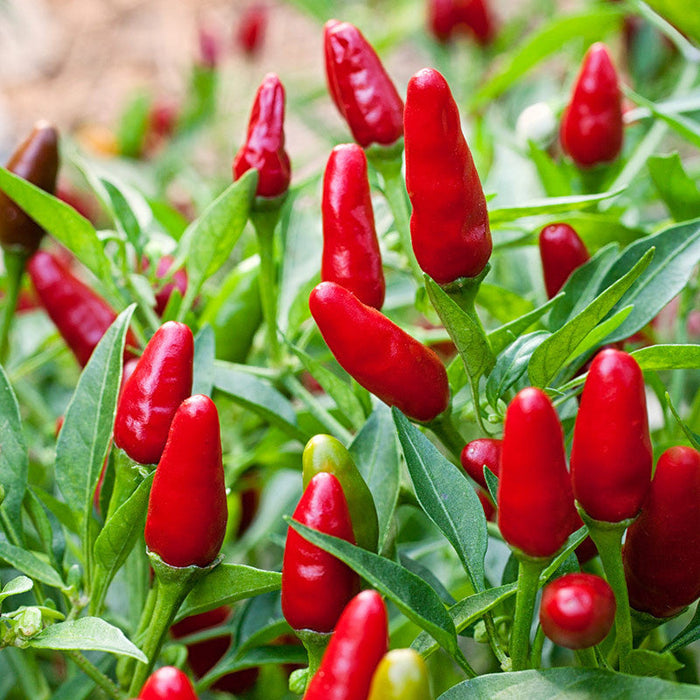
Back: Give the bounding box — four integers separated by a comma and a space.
145, 394, 227, 568
429, 0, 495, 45
0, 121, 59, 255
404, 68, 492, 284
304, 590, 388, 700
197, 24, 222, 70
27, 250, 137, 367
309, 281, 449, 423
428, 0, 458, 42
623, 446, 700, 618
114, 321, 194, 465
322, 144, 385, 310
477, 489, 496, 521
497, 387, 579, 558
138, 666, 198, 700
237, 4, 268, 57
324, 20, 404, 148
538, 223, 590, 298
571, 348, 652, 523
282, 472, 359, 633
560, 43, 623, 168
539, 573, 616, 649
233, 73, 291, 199
460, 437, 501, 490
145, 255, 189, 317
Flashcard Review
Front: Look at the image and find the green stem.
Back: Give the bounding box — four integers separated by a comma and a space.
530, 625, 546, 669
296, 628, 332, 692
484, 612, 510, 668
575, 646, 599, 668
510, 557, 548, 671
4, 647, 50, 700
0, 250, 28, 365
116, 583, 157, 687
67, 650, 124, 700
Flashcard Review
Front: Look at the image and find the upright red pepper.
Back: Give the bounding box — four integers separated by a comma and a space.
404, 68, 492, 284
304, 590, 388, 700
0, 121, 59, 255
309, 281, 449, 423
138, 666, 198, 700
148, 255, 188, 316
623, 446, 700, 618
322, 144, 385, 310
560, 43, 623, 168
571, 348, 652, 523
538, 223, 590, 298
113, 321, 194, 465
428, 0, 495, 45
324, 20, 404, 148
282, 472, 359, 633
460, 437, 501, 490
27, 250, 136, 367
145, 395, 227, 568
498, 387, 579, 558
233, 73, 291, 199
237, 4, 268, 57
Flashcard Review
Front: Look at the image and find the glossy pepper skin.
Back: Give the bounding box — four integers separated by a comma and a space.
113, 321, 194, 465
571, 348, 652, 523
539, 573, 616, 649
460, 437, 501, 490
405, 68, 492, 284
498, 388, 579, 558
145, 395, 227, 568
324, 20, 404, 148
0, 121, 59, 255
623, 446, 700, 618
367, 648, 431, 700
138, 666, 198, 700
538, 223, 590, 299
303, 434, 379, 552
560, 43, 623, 168
27, 250, 136, 367
309, 281, 449, 423
304, 590, 388, 700
233, 73, 291, 198
322, 144, 385, 310
282, 472, 359, 633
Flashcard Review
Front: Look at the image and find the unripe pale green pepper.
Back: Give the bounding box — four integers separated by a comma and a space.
367, 648, 432, 700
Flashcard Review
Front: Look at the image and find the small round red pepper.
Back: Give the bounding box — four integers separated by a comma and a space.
138, 666, 198, 700
571, 348, 652, 523
538, 223, 590, 299
27, 250, 137, 367
233, 73, 291, 199
623, 446, 700, 618
497, 387, 579, 558
304, 589, 388, 700
145, 394, 227, 568
560, 43, 623, 169
539, 573, 616, 649
322, 144, 385, 310
324, 20, 404, 148
460, 437, 501, 490
309, 281, 449, 423
282, 472, 359, 633
113, 321, 194, 465
404, 68, 492, 285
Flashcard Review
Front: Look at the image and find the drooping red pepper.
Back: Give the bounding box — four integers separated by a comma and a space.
282, 472, 359, 633
538, 223, 590, 299
145, 394, 227, 568
571, 348, 652, 523
27, 250, 137, 367
404, 68, 492, 285
237, 4, 268, 57
324, 20, 404, 148
367, 648, 432, 700
233, 73, 291, 199
539, 573, 616, 649
322, 144, 385, 310
497, 387, 579, 558
304, 589, 388, 700
309, 281, 449, 423
623, 446, 700, 618
460, 437, 501, 490
560, 43, 623, 169
113, 321, 194, 465
138, 666, 198, 700
0, 121, 59, 255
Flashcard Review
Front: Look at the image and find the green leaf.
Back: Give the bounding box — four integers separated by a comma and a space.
213, 363, 307, 442
488, 297, 558, 355
528, 248, 653, 387
648, 153, 700, 221
632, 344, 700, 371
0, 365, 28, 544
55, 306, 135, 530
349, 404, 400, 554
177, 564, 282, 620
115, 92, 151, 158
287, 519, 466, 668
438, 669, 700, 699
666, 393, 700, 451
0, 576, 33, 605
28, 617, 147, 662
192, 324, 215, 397
562, 305, 633, 365
477, 284, 534, 325
664, 602, 700, 653
0, 541, 65, 589
625, 649, 683, 677
394, 409, 487, 592
545, 212, 646, 254
527, 141, 570, 198
642, 0, 700, 44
